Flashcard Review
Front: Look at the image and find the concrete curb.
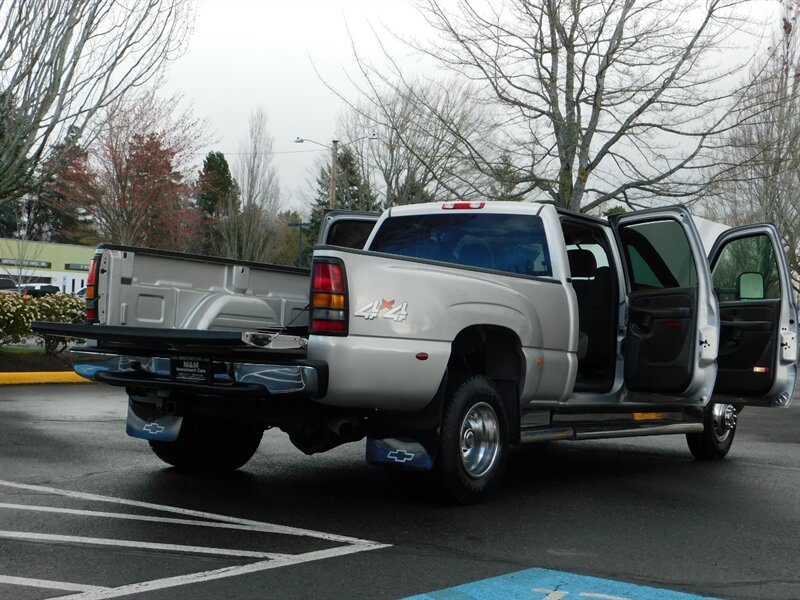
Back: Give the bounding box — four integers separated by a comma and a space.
0, 371, 89, 385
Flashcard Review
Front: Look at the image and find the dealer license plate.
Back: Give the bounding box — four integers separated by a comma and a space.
172, 357, 211, 383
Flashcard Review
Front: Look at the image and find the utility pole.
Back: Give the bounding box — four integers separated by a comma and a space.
295, 134, 376, 209
329, 139, 340, 209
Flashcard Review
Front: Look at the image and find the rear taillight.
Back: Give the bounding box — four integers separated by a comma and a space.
310, 260, 348, 335
85, 254, 101, 323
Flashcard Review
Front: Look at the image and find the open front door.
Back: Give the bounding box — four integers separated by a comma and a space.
708, 225, 797, 407
610, 207, 719, 405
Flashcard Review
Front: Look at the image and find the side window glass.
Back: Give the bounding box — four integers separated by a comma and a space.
325, 221, 374, 249
620, 220, 697, 291
712, 235, 780, 302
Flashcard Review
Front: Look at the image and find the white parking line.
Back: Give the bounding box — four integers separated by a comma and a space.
0, 575, 109, 593
52, 544, 383, 600
0, 479, 371, 543
0, 479, 391, 599
0, 502, 311, 534
0, 530, 290, 560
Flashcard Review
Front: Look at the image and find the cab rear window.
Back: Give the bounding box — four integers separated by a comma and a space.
369, 213, 552, 277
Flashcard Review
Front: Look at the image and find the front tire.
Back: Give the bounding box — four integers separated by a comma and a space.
149, 417, 263, 471
686, 403, 737, 460
437, 375, 508, 504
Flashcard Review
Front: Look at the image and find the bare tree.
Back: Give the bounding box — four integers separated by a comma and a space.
212, 108, 281, 262
235, 108, 281, 215
0, 0, 193, 206
705, 0, 800, 296
352, 0, 766, 211
0, 198, 48, 287
338, 78, 499, 206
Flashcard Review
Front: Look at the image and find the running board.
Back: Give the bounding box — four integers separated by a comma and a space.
520, 422, 704, 443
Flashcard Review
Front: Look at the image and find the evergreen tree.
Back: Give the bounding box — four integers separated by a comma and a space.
195, 151, 239, 218
387, 176, 434, 206
488, 152, 523, 201
306, 146, 379, 248
34, 132, 95, 244
0, 202, 15, 238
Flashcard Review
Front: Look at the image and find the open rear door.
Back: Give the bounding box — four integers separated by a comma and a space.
708, 224, 797, 407
318, 210, 380, 249
610, 207, 719, 405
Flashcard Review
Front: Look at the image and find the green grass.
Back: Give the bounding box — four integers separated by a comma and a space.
0, 346, 44, 356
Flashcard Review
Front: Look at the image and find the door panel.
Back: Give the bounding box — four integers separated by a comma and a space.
716, 302, 779, 396
709, 225, 797, 407
626, 290, 697, 393
611, 207, 719, 405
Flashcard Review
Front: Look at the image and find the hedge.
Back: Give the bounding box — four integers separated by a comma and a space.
0, 293, 86, 355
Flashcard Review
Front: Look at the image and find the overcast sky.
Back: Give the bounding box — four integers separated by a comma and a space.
164, 0, 428, 214
163, 0, 782, 215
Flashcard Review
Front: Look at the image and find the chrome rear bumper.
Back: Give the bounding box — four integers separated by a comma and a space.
71, 350, 322, 396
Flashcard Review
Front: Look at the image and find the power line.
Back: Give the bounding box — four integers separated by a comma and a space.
195, 148, 326, 157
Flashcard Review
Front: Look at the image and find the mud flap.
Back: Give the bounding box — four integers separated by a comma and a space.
366, 437, 434, 470
126, 401, 183, 442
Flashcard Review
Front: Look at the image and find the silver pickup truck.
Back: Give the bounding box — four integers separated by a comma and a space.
35, 202, 797, 503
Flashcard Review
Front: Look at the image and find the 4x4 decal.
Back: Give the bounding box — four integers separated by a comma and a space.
354, 299, 409, 322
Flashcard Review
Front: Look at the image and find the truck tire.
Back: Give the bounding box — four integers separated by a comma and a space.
437, 375, 508, 504
686, 403, 737, 460
148, 417, 263, 471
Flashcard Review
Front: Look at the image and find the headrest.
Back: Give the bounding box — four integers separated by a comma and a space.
568, 248, 596, 278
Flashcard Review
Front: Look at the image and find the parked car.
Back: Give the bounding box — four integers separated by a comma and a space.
0, 278, 17, 294
19, 284, 60, 297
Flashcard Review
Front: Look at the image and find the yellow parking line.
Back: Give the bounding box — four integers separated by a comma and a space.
0, 371, 89, 384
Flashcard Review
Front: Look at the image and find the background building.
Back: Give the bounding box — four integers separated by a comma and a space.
0, 238, 95, 293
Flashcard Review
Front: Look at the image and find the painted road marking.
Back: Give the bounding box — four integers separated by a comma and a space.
402, 567, 721, 600
0, 575, 109, 593
0, 479, 371, 543
0, 530, 291, 560
0, 479, 390, 599
0, 502, 313, 532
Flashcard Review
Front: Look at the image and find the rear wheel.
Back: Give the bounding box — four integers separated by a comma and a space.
437, 375, 507, 504
686, 403, 737, 460
149, 416, 263, 471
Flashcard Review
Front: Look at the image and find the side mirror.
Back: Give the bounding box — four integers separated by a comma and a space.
737, 271, 764, 300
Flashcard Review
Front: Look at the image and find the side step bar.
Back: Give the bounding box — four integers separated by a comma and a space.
520, 422, 704, 443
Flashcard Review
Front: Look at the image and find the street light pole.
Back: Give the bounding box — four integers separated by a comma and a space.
329, 140, 339, 209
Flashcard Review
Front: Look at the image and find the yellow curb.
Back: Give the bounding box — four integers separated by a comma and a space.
0, 371, 90, 384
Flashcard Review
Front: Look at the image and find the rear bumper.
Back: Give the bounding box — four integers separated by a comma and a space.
72, 350, 326, 398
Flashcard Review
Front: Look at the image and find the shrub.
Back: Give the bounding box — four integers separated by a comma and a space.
0, 294, 37, 345
0, 293, 86, 355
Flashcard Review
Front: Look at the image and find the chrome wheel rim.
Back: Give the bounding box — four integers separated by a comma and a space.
711, 403, 736, 444
459, 402, 500, 479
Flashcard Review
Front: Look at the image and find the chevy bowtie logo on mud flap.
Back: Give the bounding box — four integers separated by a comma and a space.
142, 422, 166, 435
386, 450, 416, 463
366, 438, 433, 470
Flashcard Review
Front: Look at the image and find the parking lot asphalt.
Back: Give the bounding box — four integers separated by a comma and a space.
1, 384, 798, 600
